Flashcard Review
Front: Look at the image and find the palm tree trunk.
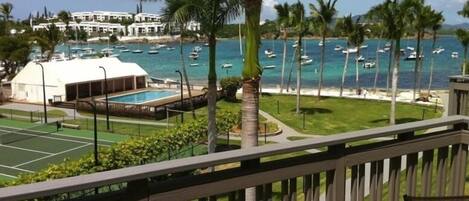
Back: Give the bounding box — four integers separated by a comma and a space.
179, 32, 196, 118
427, 32, 437, 94
373, 34, 383, 93
355, 49, 360, 93
340, 46, 350, 97
296, 36, 302, 114
207, 34, 217, 157
242, 0, 262, 200
412, 31, 422, 101
390, 39, 401, 125
318, 33, 326, 98
463, 47, 468, 76
280, 30, 288, 94
286, 48, 297, 92
386, 42, 394, 95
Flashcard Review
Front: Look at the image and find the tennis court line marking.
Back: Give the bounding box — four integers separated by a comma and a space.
0, 144, 54, 155
13, 143, 92, 168
0, 164, 34, 173
0, 128, 90, 145
0, 173, 17, 178
0, 125, 117, 144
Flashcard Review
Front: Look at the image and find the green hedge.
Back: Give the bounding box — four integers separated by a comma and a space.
3, 111, 239, 187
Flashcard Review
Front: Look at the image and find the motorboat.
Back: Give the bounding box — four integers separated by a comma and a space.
301, 55, 310, 60
190, 63, 200, 67
292, 41, 299, 48
157, 44, 168, 48
267, 53, 277, 58
342, 47, 358, 54
360, 44, 368, 49
385, 42, 391, 48
189, 52, 199, 60
451, 52, 459, 59
120, 49, 130, 53
132, 49, 144, 54
356, 55, 365, 62
166, 47, 176, 51
318, 41, 324, 47
384, 47, 391, 51
432, 47, 445, 54
203, 43, 209, 46
148, 50, 159, 54
363, 59, 376, 68
405, 51, 424, 60
264, 49, 274, 55
193, 46, 202, 53
334, 45, 343, 51
264, 65, 276, 69
377, 49, 386, 53
301, 59, 313, 66
407, 46, 415, 51
150, 46, 160, 50
109, 54, 120, 58
221, 63, 233, 68
115, 45, 127, 49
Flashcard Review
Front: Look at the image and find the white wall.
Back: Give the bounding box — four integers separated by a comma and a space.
11, 83, 64, 104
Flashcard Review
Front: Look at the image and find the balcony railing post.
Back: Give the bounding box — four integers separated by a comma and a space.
421, 150, 434, 196
312, 173, 320, 201
281, 180, 288, 201
326, 144, 346, 201
125, 179, 149, 201
264, 183, 272, 201
289, 178, 297, 201
388, 156, 402, 201
303, 175, 312, 201
436, 146, 449, 196
450, 143, 468, 196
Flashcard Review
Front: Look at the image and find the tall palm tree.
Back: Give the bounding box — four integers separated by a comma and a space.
34, 24, 62, 61
164, 0, 241, 158
290, 2, 307, 114
458, 0, 469, 18
427, 11, 443, 94
456, 29, 469, 76
0, 3, 13, 22
274, 3, 291, 94
348, 17, 365, 93
337, 15, 353, 97
241, 0, 262, 200
57, 11, 71, 35
163, 0, 197, 122
370, 0, 412, 125
310, 0, 338, 98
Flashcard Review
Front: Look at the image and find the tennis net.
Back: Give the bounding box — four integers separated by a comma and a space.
0, 122, 58, 145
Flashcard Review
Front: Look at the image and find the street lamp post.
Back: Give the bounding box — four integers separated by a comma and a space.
36, 62, 48, 124
99, 66, 110, 131
77, 100, 99, 166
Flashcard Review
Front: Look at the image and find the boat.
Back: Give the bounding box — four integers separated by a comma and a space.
360, 45, 368, 49
115, 45, 127, 49
264, 49, 274, 55
400, 49, 406, 55
318, 41, 324, 47
204, 43, 209, 47
190, 63, 200, 67
81, 47, 94, 52
120, 49, 130, 53
221, 63, 233, 68
71, 47, 81, 52
451, 52, 459, 59
342, 47, 358, 54
301, 59, 313, 66
292, 41, 299, 48
432, 47, 445, 54
132, 49, 144, 54
377, 49, 386, 53
166, 47, 176, 51
150, 46, 160, 50
264, 65, 276, 69
267, 53, 277, 58
189, 52, 199, 60
334, 45, 343, 51
407, 46, 415, 51
110, 54, 120, 58
148, 50, 159, 54
301, 55, 310, 60
356, 55, 365, 62
363, 59, 376, 68
405, 51, 424, 60
385, 42, 391, 48
384, 47, 391, 51
157, 44, 167, 48
193, 46, 202, 53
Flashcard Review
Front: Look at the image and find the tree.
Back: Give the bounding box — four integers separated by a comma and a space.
310, 0, 338, 98
290, 1, 307, 114
33, 23, 62, 61
337, 15, 353, 97
456, 29, 469, 76
0, 3, 13, 22
274, 3, 291, 94
369, 0, 413, 125
57, 11, 71, 40
458, 0, 469, 18
348, 17, 365, 93
427, 11, 443, 94
241, 0, 262, 200
163, 0, 241, 160
220, 76, 242, 102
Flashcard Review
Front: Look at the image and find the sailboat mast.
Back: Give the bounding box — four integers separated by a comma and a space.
239, 23, 243, 56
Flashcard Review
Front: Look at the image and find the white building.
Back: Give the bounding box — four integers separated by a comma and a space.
187, 21, 201, 31
33, 22, 126, 35
11, 58, 148, 103
127, 22, 165, 36
134, 13, 162, 22
71, 11, 133, 22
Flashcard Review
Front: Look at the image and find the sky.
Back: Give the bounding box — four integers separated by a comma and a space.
1, 0, 468, 25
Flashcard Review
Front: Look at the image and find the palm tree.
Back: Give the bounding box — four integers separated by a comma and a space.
241, 0, 262, 200
310, 0, 338, 98
34, 24, 62, 61
348, 17, 365, 93
290, 2, 307, 114
458, 0, 469, 18
164, 0, 241, 158
456, 29, 469, 76
0, 3, 13, 22
427, 11, 443, 94
274, 3, 291, 94
57, 11, 71, 35
370, 0, 412, 125
337, 15, 353, 97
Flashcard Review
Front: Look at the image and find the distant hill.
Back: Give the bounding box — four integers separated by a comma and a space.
442, 23, 469, 30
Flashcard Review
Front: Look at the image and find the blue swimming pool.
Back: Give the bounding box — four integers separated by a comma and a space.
108, 90, 178, 104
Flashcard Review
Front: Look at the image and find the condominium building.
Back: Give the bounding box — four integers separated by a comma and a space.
127, 22, 165, 36
134, 13, 162, 23
32, 21, 126, 35
71, 11, 133, 22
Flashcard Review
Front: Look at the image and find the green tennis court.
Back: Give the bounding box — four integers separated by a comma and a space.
0, 120, 125, 181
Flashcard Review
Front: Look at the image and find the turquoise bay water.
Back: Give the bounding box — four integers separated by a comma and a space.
108, 90, 177, 104
58, 36, 464, 90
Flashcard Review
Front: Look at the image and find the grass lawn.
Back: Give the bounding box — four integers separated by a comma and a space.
0, 108, 67, 119
260, 94, 443, 135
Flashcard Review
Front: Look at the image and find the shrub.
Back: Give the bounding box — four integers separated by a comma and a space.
2, 111, 239, 187
220, 76, 242, 102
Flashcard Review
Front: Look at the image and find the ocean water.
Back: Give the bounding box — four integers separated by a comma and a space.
57, 36, 465, 90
